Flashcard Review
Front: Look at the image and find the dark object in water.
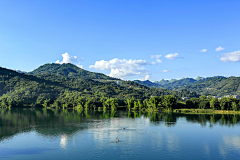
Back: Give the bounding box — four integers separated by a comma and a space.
116, 137, 119, 142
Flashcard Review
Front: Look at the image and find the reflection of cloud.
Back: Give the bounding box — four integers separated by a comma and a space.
92, 116, 150, 145
166, 133, 179, 151
219, 135, 240, 157
204, 142, 210, 155
223, 135, 240, 150
60, 134, 68, 149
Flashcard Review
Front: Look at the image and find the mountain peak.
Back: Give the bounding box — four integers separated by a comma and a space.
29, 63, 117, 80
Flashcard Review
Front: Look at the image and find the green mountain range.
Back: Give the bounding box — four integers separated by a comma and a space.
0, 64, 197, 108
135, 76, 240, 96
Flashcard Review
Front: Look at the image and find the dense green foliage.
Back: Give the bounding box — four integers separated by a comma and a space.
156, 78, 197, 90
183, 96, 240, 111
0, 66, 197, 109
135, 76, 240, 96
181, 77, 240, 96
29, 63, 117, 80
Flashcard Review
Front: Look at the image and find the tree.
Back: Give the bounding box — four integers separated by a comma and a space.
77, 97, 86, 109
103, 99, 111, 110
232, 101, 238, 111
210, 98, 218, 110
133, 101, 138, 110
138, 100, 143, 111
163, 95, 177, 111
126, 97, 135, 110
85, 99, 91, 110
110, 98, 118, 110
43, 99, 51, 108
148, 96, 161, 110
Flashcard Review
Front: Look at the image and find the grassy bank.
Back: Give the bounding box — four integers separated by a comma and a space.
174, 109, 240, 114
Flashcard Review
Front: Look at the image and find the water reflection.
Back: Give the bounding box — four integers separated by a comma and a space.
219, 135, 240, 157
1, 108, 240, 159
60, 134, 68, 149
166, 133, 179, 152
1, 108, 240, 142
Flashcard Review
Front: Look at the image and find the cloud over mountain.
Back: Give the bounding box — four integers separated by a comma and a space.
56, 52, 83, 68
89, 58, 150, 79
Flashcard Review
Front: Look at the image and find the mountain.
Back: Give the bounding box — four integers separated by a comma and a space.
28, 63, 117, 80
0, 66, 197, 108
181, 76, 240, 96
156, 78, 197, 90
134, 76, 240, 96
137, 78, 197, 90
16, 70, 27, 74
133, 80, 163, 88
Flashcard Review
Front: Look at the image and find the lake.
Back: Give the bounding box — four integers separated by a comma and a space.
1, 108, 240, 159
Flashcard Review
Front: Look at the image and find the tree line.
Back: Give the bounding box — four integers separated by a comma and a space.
185, 95, 240, 111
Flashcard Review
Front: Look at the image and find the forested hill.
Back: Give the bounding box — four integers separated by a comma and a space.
0, 66, 198, 107
133, 80, 163, 88
29, 63, 117, 80
181, 76, 240, 96
135, 76, 240, 96
135, 78, 198, 90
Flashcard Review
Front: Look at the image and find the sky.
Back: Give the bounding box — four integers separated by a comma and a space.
0, 0, 239, 81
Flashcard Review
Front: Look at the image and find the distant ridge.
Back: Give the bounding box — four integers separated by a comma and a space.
134, 76, 240, 96
29, 63, 118, 80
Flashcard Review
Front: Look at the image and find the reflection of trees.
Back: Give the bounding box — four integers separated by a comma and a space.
1, 108, 240, 142
0, 108, 121, 141
185, 114, 240, 127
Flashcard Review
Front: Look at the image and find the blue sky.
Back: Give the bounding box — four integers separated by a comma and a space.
0, 0, 239, 81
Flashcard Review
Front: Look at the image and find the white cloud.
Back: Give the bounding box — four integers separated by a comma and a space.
162, 70, 170, 72
77, 65, 83, 68
89, 58, 150, 79
156, 59, 163, 63
151, 55, 162, 59
220, 51, 240, 62
151, 54, 162, 63
165, 53, 179, 60
140, 75, 150, 81
200, 49, 207, 52
216, 46, 225, 52
150, 62, 158, 65
56, 52, 83, 68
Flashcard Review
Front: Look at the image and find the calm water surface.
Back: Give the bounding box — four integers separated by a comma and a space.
1, 108, 240, 159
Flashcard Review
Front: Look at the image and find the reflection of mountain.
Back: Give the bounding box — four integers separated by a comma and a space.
1, 108, 240, 142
